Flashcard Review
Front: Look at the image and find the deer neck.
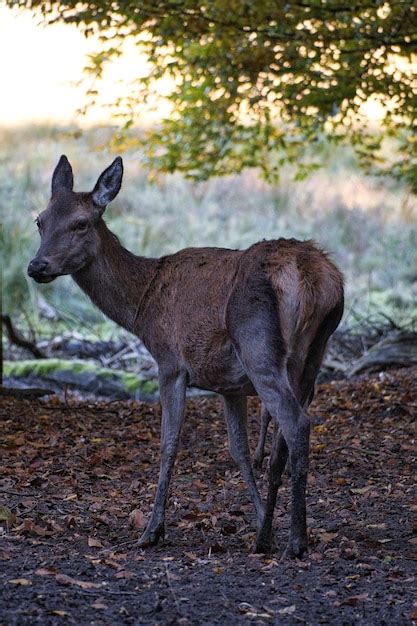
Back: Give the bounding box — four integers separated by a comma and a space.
72, 221, 158, 335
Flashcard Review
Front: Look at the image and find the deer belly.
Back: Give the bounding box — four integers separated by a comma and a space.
186, 341, 256, 395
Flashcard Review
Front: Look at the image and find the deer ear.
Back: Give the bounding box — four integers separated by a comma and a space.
91, 157, 123, 210
51, 155, 74, 195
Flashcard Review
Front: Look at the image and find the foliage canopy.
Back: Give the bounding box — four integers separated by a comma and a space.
10, 1, 417, 187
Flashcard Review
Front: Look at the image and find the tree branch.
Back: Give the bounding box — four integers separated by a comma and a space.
1, 315, 46, 359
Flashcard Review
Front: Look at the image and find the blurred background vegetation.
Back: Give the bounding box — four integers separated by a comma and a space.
1, 123, 416, 341
1, 1, 417, 395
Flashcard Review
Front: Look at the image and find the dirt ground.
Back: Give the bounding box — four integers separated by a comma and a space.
1, 367, 416, 625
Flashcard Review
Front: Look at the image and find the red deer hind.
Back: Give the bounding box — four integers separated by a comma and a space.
28, 156, 344, 557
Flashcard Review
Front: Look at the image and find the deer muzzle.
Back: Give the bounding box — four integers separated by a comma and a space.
27, 258, 57, 283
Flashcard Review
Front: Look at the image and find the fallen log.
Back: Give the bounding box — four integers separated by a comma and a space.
347, 331, 417, 377
0, 386, 55, 399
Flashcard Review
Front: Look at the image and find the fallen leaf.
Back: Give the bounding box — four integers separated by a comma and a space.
48, 520, 65, 534
104, 559, 123, 570
15, 519, 50, 537
0, 549, 11, 560
88, 537, 104, 548
350, 486, 373, 495
341, 593, 369, 606
105, 551, 128, 561
35, 567, 58, 576
335, 478, 348, 485
9, 578, 31, 586
50, 610, 68, 617
129, 508, 146, 529
55, 574, 101, 589
367, 523, 387, 529
0, 505, 16, 525
318, 532, 338, 543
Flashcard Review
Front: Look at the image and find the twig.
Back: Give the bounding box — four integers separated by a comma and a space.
98, 539, 139, 554
378, 312, 400, 330
1, 315, 45, 358
101, 345, 131, 367
64, 384, 70, 408
322, 357, 347, 372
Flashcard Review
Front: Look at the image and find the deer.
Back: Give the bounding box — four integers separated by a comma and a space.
27, 156, 344, 557
253, 392, 315, 470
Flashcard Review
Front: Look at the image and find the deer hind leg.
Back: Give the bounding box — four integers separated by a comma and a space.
223, 395, 265, 527
252, 338, 312, 475
252, 337, 334, 556
255, 307, 343, 556
254, 377, 310, 557
229, 329, 310, 556
138, 368, 187, 548
253, 404, 272, 469
254, 365, 314, 551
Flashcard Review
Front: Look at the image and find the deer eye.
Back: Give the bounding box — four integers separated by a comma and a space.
74, 220, 89, 233
35, 217, 41, 231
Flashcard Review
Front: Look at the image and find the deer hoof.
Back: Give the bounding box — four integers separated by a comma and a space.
137, 524, 165, 548
282, 537, 307, 560
253, 531, 273, 554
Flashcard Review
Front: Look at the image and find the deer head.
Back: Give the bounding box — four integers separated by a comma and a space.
27, 155, 123, 283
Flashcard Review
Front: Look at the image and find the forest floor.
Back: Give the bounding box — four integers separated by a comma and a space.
1, 367, 416, 625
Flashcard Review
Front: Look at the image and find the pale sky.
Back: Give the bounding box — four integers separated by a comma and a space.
0, 5, 156, 125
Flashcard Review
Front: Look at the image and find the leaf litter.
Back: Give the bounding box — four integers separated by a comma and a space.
0, 367, 416, 624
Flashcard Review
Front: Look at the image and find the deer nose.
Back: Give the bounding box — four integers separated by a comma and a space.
27, 258, 48, 278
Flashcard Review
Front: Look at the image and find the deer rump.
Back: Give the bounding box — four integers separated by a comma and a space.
139, 238, 343, 397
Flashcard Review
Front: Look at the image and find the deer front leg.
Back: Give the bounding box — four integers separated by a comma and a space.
138, 368, 187, 548
223, 395, 265, 528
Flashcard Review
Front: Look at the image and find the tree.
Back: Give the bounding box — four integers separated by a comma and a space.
10, 1, 417, 188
